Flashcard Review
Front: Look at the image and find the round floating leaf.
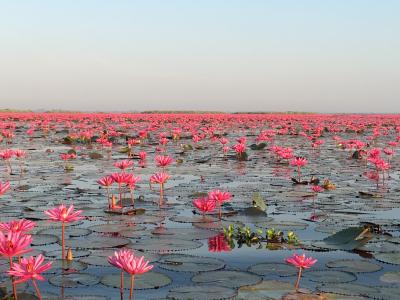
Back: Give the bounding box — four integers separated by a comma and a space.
132, 238, 202, 253
101, 272, 172, 290
191, 270, 261, 288
358, 241, 400, 253
170, 215, 218, 223
31, 234, 59, 246
316, 293, 366, 300
380, 271, 400, 284
39, 228, 92, 238
79, 255, 111, 267
161, 227, 216, 240
159, 254, 225, 272
64, 296, 110, 300
326, 259, 382, 273
89, 224, 145, 234
305, 270, 357, 283
255, 221, 308, 231
66, 236, 131, 249
374, 252, 400, 265
369, 286, 400, 300
167, 285, 237, 300
316, 283, 379, 297
44, 259, 88, 274
194, 220, 243, 231
237, 280, 293, 300
45, 249, 91, 259
106, 214, 164, 224
248, 263, 298, 277
49, 273, 99, 287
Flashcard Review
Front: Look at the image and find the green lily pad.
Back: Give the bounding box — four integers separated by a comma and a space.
369, 286, 400, 300
237, 280, 293, 300
44, 259, 88, 274
304, 270, 357, 283
316, 283, 379, 297
380, 271, 400, 284
132, 238, 202, 253
31, 234, 59, 246
374, 252, 400, 265
101, 272, 172, 290
248, 263, 298, 277
159, 254, 225, 272
89, 224, 145, 234
167, 285, 237, 300
326, 259, 382, 273
66, 236, 131, 249
191, 270, 261, 288
49, 273, 99, 287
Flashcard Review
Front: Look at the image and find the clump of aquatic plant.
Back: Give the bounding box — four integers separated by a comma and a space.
223, 225, 300, 249
322, 179, 336, 190
287, 231, 299, 245
60, 152, 76, 171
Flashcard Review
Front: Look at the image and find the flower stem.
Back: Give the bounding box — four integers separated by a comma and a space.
120, 271, 124, 300
295, 267, 302, 290
129, 275, 135, 300
9, 257, 18, 300
32, 280, 42, 300
61, 222, 65, 260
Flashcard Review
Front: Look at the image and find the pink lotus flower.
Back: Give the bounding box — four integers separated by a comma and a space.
0, 180, 10, 196
44, 204, 83, 260
0, 231, 32, 258
0, 219, 35, 233
150, 172, 170, 206
155, 155, 173, 168
124, 255, 153, 300
138, 151, 147, 160
208, 190, 231, 219
108, 249, 135, 298
97, 175, 114, 187
108, 249, 135, 269
193, 197, 216, 215
122, 254, 153, 276
109, 250, 153, 300
114, 159, 133, 171
111, 172, 129, 207
124, 174, 141, 206
98, 175, 114, 208
311, 185, 324, 193
150, 172, 170, 185
290, 157, 308, 168
290, 157, 308, 182
286, 253, 317, 290
8, 254, 52, 284
232, 143, 246, 156
44, 204, 83, 223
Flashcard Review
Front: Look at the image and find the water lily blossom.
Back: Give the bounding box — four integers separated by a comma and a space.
8, 254, 52, 300
44, 204, 84, 260
286, 253, 317, 290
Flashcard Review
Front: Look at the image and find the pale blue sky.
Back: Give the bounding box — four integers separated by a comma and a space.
0, 1, 399, 112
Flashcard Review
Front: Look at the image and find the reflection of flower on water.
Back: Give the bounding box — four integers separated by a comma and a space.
272, 166, 292, 179
208, 233, 231, 252
309, 212, 319, 221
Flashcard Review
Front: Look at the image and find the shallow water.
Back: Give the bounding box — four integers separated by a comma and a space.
0, 116, 399, 299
